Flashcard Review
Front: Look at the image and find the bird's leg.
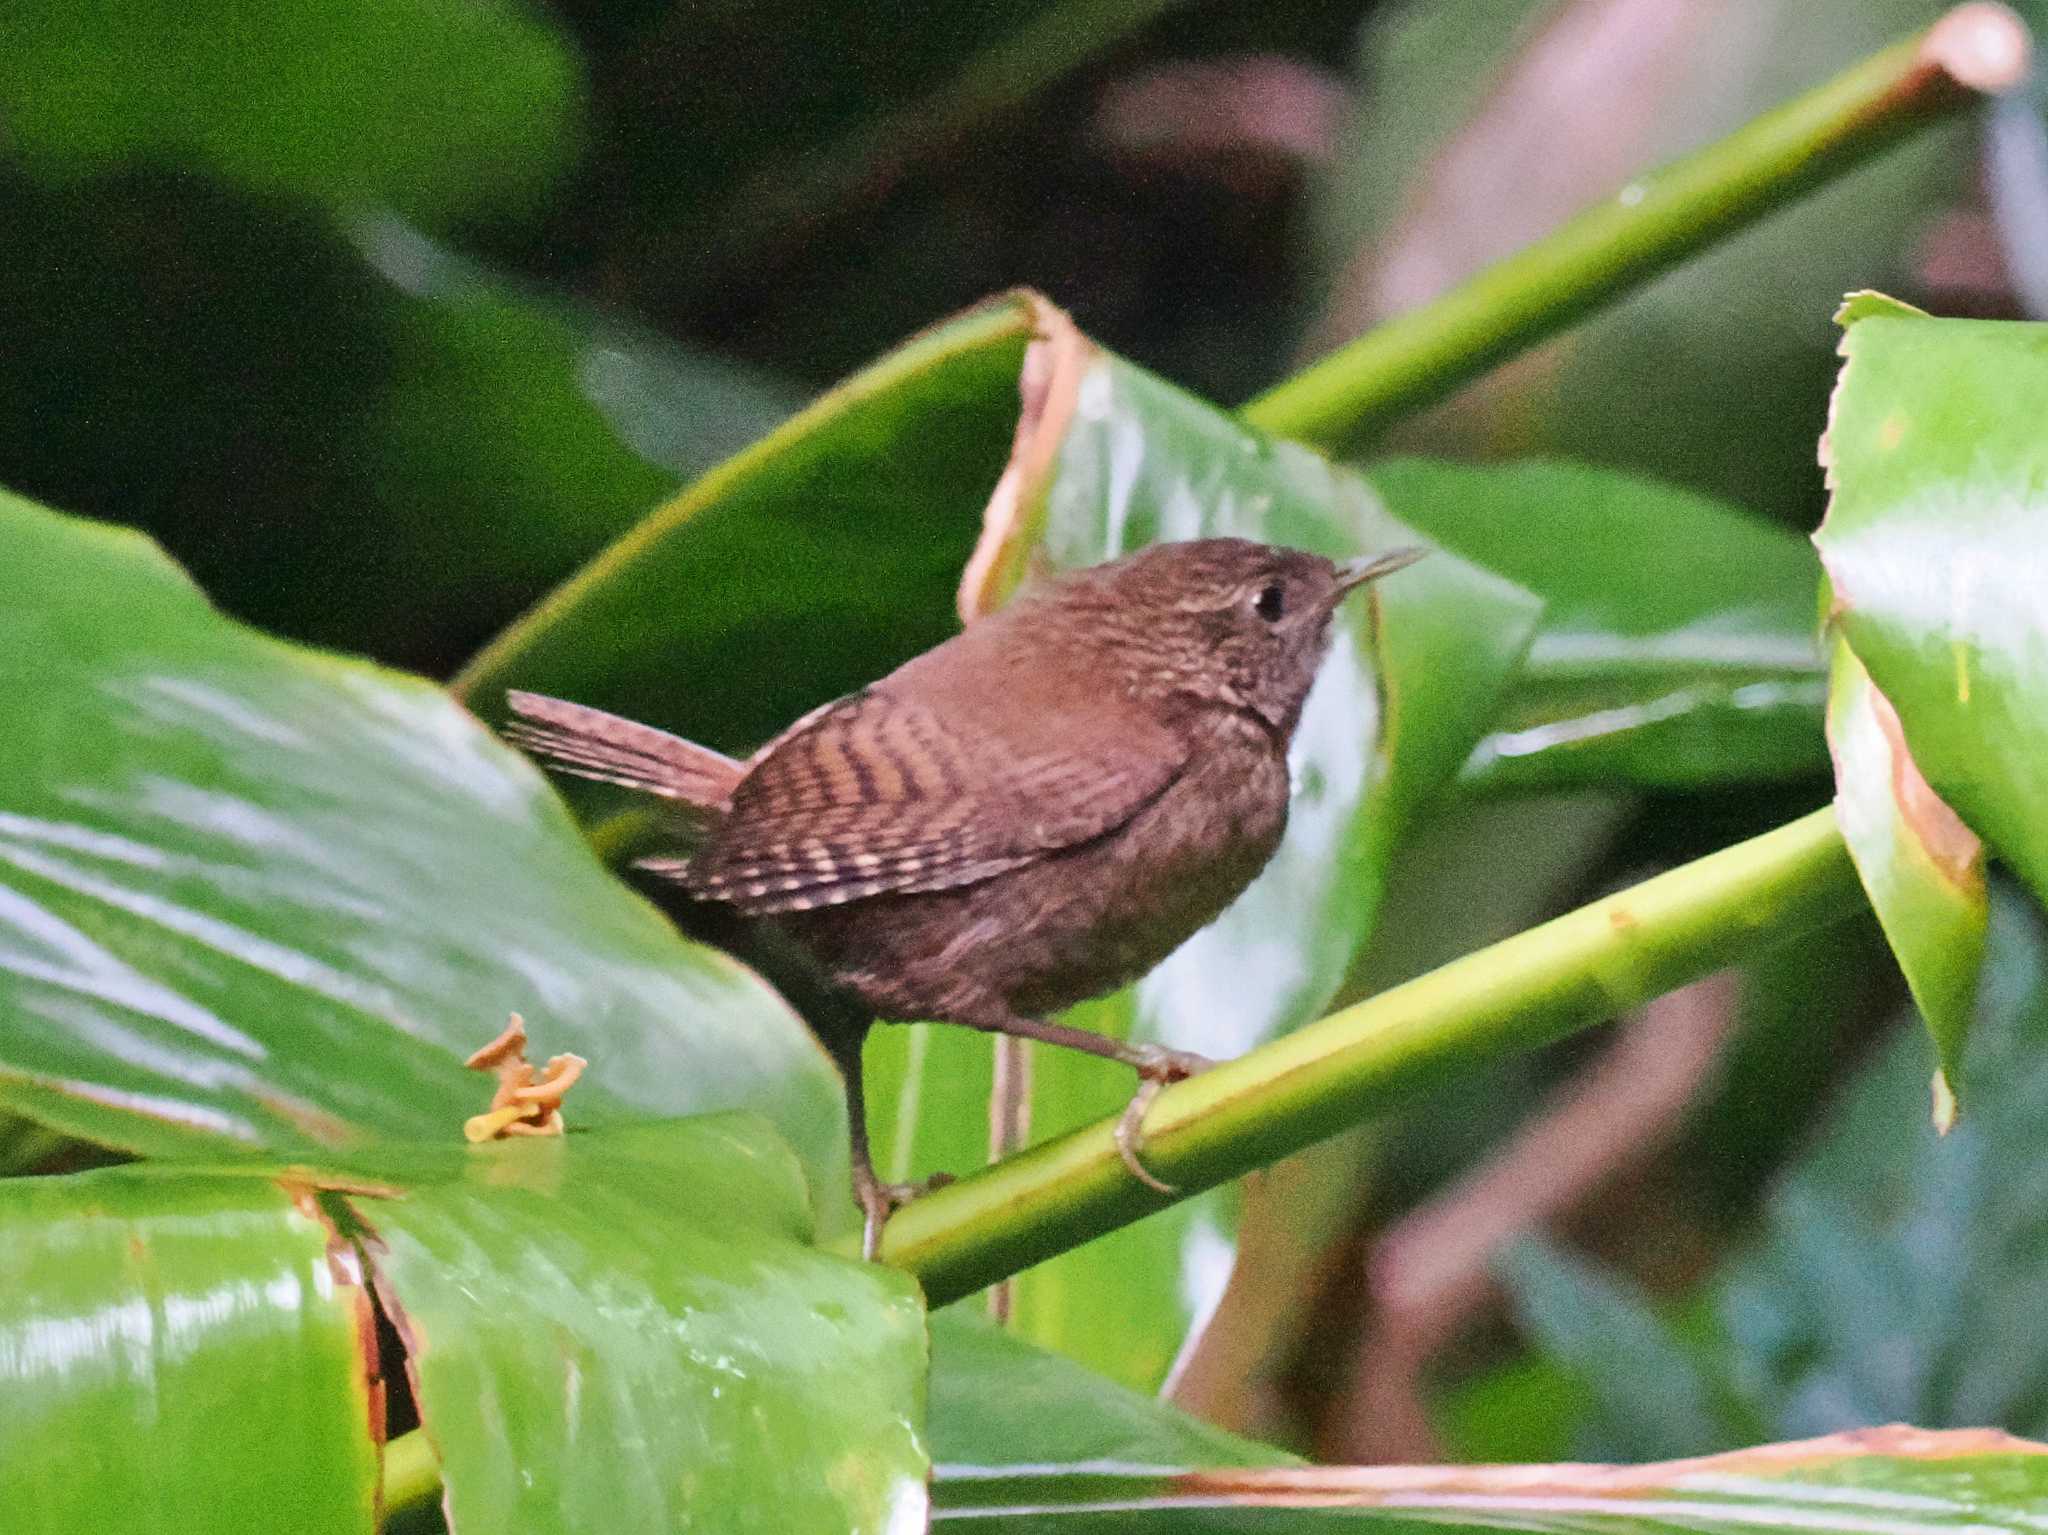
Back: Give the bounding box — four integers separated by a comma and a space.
954, 1007, 1210, 1193
835, 1022, 954, 1260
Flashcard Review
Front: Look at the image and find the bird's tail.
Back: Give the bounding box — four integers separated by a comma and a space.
503, 691, 745, 811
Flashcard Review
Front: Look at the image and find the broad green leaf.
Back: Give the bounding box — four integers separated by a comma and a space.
349, 1118, 929, 1535
0, 1169, 379, 1534
0, 489, 847, 1205
933, 1426, 2048, 1532
1815, 298, 2048, 911
452, 292, 1036, 756
895, 310, 1540, 1387
1364, 460, 1825, 791
1, 0, 580, 227
1824, 633, 1985, 1111
1716, 882, 2048, 1438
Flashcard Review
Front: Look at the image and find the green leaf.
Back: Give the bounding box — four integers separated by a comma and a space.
1, 0, 581, 226
452, 292, 1036, 756
927, 1311, 1292, 1470
900, 313, 1540, 1386
4, 1117, 929, 1534
349, 1118, 929, 1535
929, 1321, 2046, 1535
0, 1169, 379, 1534
1364, 459, 1825, 790
1815, 299, 2048, 910
1824, 634, 1985, 1111
932, 1427, 2048, 1531
0, 488, 846, 1204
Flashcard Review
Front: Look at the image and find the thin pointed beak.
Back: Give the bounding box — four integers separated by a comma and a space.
1333, 545, 1427, 598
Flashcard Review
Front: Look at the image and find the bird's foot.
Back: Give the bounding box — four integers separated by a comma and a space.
1113, 1046, 1212, 1193
852, 1168, 957, 1261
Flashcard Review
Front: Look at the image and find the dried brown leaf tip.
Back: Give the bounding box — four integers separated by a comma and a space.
462, 1014, 587, 1142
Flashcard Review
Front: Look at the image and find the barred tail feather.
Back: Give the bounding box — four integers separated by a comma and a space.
503, 691, 744, 809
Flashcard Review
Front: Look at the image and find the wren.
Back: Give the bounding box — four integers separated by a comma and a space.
506, 536, 1423, 1256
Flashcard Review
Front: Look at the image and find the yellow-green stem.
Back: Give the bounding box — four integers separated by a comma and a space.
1241, 4, 2028, 452
865, 805, 1856, 1302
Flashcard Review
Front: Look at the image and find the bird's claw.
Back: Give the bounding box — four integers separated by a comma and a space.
1114, 1048, 1213, 1193
1125, 1043, 1212, 1082
853, 1169, 956, 1261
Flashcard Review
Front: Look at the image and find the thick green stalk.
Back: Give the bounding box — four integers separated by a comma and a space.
1241, 4, 2029, 451
873, 806, 1857, 1304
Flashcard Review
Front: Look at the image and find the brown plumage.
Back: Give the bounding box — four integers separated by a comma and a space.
506, 536, 1422, 1255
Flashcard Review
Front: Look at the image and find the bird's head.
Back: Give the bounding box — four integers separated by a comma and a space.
1043, 536, 1425, 738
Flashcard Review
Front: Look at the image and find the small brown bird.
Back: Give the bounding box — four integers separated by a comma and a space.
506, 537, 1422, 1256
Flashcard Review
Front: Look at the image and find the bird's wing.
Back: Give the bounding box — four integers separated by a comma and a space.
661, 685, 1186, 914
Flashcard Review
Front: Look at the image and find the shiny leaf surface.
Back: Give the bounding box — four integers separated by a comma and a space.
1815, 296, 2048, 910
0, 1168, 379, 1534
0, 489, 846, 1200
352, 1117, 930, 1535
1824, 634, 1984, 1108
1365, 459, 1825, 790
927, 1310, 1291, 1469
882, 312, 1540, 1386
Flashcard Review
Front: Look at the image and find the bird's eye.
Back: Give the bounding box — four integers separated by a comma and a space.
1252, 582, 1286, 622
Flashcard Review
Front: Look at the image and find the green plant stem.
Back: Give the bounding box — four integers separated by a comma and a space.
380, 805, 1860, 1519
1240, 4, 2029, 452
872, 805, 1857, 1305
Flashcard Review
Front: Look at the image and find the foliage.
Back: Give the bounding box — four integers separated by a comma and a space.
4, 2, 2048, 1531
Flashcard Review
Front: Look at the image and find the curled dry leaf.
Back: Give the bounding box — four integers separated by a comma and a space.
463, 1014, 588, 1142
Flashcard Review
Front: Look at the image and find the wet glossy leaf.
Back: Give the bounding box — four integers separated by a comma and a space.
1365, 459, 1825, 791
1824, 634, 1985, 1109
933, 1427, 2048, 1532
889, 311, 1540, 1387
0, 489, 847, 1203
452, 292, 1035, 756
2, 0, 580, 226
351, 1117, 929, 1535
1815, 297, 2048, 911
0, 1168, 379, 1534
